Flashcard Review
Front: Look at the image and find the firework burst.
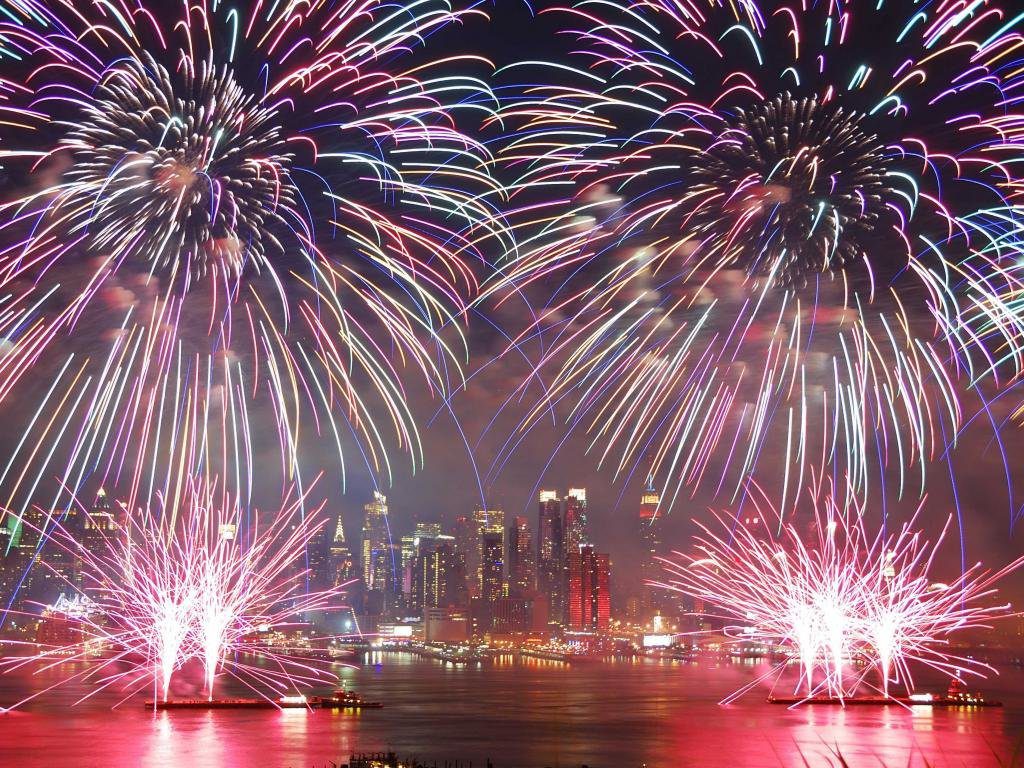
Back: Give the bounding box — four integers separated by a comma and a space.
657, 482, 1024, 702
482, 0, 1024, 510
1, 477, 347, 708
0, 0, 507, 511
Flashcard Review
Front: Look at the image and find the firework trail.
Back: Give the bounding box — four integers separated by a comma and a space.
656, 481, 1024, 702
481, 0, 1024, 512
0, 0, 508, 522
1, 476, 348, 709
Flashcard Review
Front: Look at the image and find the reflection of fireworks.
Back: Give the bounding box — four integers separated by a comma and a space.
657, 484, 1023, 702
2, 480, 346, 708
485, 0, 1024, 508
0, 0, 505, 513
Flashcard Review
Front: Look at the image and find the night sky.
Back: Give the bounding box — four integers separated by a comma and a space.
1, 0, 1023, 604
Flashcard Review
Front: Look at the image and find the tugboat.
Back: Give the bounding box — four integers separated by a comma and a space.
310, 684, 383, 709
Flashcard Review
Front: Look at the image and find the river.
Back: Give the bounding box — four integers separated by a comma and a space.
0, 652, 1021, 767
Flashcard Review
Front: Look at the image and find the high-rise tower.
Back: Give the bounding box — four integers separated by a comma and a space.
638, 476, 664, 621
567, 545, 611, 632
361, 492, 397, 603
537, 490, 564, 623
564, 488, 588, 552
506, 516, 535, 597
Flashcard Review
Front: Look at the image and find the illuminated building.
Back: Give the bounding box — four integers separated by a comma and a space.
537, 490, 564, 623
329, 515, 355, 587
82, 489, 118, 550
0, 513, 34, 616
506, 516, 535, 597
638, 476, 664, 620
401, 522, 441, 609
411, 534, 457, 614
567, 545, 611, 632
5, 506, 62, 608
424, 607, 469, 643
306, 513, 332, 591
361, 492, 393, 588
361, 492, 399, 617
453, 508, 504, 599
473, 508, 504, 595
454, 515, 479, 599
564, 488, 588, 551
492, 596, 534, 634
481, 531, 504, 604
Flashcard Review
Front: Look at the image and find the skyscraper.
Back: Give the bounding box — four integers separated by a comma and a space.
306, 514, 332, 591
506, 516, 535, 597
567, 545, 611, 632
473, 508, 504, 593
454, 514, 480, 599
537, 490, 564, 623
361, 492, 399, 618
564, 488, 588, 552
638, 476, 664, 620
412, 533, 457, 616
81, 488, 118, 553
481, 531, 504, 604
329, 514, 355, 587
453, 508, 504, 600
402, 522, 442, 610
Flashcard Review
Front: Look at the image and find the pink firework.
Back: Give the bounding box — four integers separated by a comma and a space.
2, 478, 348, 708
657, 483, 1024, 702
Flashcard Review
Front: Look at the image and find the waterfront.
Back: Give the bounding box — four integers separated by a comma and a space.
1, 653, 1021, 767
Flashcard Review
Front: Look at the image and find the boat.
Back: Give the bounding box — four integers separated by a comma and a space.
767, 694, 1002, 707
768, 678, 1001, 707
145, 695, 312, 710
310, 688, 383, 709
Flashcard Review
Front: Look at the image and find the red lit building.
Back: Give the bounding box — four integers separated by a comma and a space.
567, 545, 610, 631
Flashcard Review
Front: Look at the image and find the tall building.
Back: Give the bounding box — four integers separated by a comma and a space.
306, 514, 332, 591
638, 476, 664, 620
454, 514, 479, 599
537, 490, 564, 623
567, 545, 611, 631
412, 534, 457, 616
361, 491, 392, 588
453, 508, 504, 599
43, 506, 81, 593
564, 488, 588, 552
361, 492, 399, 616
0, 511, 37, 615
81, 489, 118, 553
402, 522, 442, 610
329, 514, 355, 587
473, 508, 503, 594
506, 516, 534, 597
481, 531, 504, 604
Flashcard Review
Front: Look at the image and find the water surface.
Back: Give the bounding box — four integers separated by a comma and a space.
0, 652, 1020, 767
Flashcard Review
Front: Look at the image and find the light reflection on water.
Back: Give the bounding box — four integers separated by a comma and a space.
0, 653, 1020, 767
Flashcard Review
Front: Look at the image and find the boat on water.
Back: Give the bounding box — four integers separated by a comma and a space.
310, 688, 383, 709
768, 678, 1001, 707
145, 695, 312, 710
145, 687, 383, 711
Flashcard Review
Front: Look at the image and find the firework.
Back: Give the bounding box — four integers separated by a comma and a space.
482, 0, 1024, 510
0, 0, 507, 521
1, 478, 347, 708
656, 483, 1023, 702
